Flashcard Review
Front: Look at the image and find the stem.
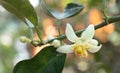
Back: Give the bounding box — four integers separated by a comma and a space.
56, 19, 63, 44
103, 0, 107, 14
35, 25, 43, 42
56, 19, 61, 36
102, 0, 109, 24
43, 15, 120, 44
29, 28, 34, 40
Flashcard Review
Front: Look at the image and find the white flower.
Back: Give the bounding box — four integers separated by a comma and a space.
56, 23, 102, 57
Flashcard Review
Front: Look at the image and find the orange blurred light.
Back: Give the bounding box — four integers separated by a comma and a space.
88, 9, 102, 24
43, 18, 58, 39
103, 24, 114, 34
75, 23, 85, 31
88, 9, 114, 42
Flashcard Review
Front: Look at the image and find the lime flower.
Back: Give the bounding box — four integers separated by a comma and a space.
56, 23, 102, 57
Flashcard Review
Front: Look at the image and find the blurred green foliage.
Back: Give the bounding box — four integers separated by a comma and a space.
0, 9, 29, 73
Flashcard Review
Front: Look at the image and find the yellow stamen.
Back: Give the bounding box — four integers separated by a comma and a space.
72, 43, 89, 57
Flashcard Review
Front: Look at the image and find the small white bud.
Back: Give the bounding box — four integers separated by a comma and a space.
52, 40, 61, 48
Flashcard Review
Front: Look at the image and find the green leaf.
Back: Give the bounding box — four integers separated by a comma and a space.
1, 0, 38, 26
41, 0, 84, 19
13, 46, 66, 73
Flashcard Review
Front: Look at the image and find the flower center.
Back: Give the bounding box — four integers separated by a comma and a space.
72, 43, 90, 57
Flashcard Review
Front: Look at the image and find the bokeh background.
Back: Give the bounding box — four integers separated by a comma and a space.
0, 0, 120, 73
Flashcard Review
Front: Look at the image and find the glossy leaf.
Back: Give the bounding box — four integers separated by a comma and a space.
1, 0, 38, 26
13, 46, 66, 73
41, 0, 84, 19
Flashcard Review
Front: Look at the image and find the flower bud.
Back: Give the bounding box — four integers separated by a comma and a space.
52, 40, 61, 48
20, 36, 31, 43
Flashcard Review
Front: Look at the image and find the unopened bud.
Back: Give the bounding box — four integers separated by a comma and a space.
20, 36, 31, 43
51, 40, 61, 48
32, 40, 40, 46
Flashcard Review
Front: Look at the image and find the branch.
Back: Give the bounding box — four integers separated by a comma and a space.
40, 15, 120, 45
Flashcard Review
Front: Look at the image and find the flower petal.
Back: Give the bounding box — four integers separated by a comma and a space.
88, 39, 98, 46
87, 45, 102, 53
81, 24, 95, 39
66, 23, 78, 42
56, 45, 74, 53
